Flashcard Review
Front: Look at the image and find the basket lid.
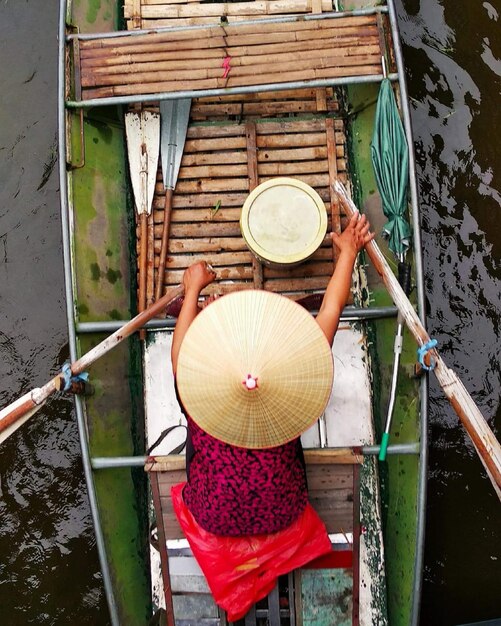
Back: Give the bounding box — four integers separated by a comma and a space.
240, 177, 327, 265
176, 290, 334, 449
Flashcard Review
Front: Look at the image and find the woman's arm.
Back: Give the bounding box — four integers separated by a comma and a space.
316, 212, 374, 346
171, 261, 216, 374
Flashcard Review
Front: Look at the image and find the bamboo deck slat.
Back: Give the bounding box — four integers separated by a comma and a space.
124, 0, 333, 28
126, 0, 334, 19
77, 12, 383, 101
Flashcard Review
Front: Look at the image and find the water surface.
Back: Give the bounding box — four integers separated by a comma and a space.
398, 1, 501, 623
0, 1, 107, 623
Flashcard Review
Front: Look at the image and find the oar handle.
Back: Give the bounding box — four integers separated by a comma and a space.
155, 188, 174, 302
333, 181, 501, 496
0, 285, 185, 438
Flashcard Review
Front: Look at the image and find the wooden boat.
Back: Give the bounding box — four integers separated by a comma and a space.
59, 0, 430, 624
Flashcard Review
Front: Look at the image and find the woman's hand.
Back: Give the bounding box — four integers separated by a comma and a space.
172, 262, 216, 373
332, 212, 374, 258
183, 261, 216, 296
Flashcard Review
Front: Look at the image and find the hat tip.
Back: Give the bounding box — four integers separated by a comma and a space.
242, 374, 258, 390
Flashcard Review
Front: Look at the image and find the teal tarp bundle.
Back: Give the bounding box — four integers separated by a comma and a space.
371, 78, 411, 257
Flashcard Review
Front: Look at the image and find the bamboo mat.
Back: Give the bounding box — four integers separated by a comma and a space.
137, 102, 350, 304
78, 13, 383, 101
121, 0, 364, 308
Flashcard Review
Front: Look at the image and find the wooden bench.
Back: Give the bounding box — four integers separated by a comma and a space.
145, 448, 362, 625
73, 12, 386, 102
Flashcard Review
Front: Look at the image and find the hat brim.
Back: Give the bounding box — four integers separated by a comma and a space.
176, 290, 333, 448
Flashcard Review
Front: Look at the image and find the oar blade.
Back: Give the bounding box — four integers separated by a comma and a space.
160, 98, 191, 190
125, 111, 160, 214
333, 180, 501, 498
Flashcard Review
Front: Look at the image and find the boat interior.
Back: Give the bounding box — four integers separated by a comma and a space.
64, 0, 423, 624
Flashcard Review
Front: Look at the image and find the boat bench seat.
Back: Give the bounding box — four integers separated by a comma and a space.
71, 12, 388, 104
145, 448, 361, 625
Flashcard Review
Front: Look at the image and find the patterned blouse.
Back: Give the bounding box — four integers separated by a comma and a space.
177, 386, 308, 536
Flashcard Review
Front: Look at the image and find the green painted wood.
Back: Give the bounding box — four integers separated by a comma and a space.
300, 569, 353, 625
70, 108, 150, 623
345, 81, 421, 626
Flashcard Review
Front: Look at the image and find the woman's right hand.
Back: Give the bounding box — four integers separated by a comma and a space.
183, 261, 216, 295
331, 212, 374, 259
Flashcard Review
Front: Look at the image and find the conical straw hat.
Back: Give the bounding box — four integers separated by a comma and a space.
176, 290, 334, 449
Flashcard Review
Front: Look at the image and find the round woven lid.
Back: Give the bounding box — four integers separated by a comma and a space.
176, 290, 333, 449
240, 177, 327, 266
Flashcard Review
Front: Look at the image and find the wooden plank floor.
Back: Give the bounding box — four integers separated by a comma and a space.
124, 0, 335, 29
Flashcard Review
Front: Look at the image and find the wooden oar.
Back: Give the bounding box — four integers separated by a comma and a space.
125, 110, 160, 318
155, 98, 191, 302
0, 285, 184, 445
333, 180, 501, 499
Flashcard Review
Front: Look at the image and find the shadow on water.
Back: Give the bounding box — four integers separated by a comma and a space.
0, 0, 499, 624
0, 1, 108, 624
397, 1, 501, 624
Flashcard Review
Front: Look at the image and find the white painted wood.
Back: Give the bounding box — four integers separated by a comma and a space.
125, 111, 160, 215
301, 323, 374, 448
145, 332, 187, 612
326, 324, 374, 446
173, 594, 219, 619
150, 544, 165, 612
144, 332, 186, 455
169, 554, 210, 597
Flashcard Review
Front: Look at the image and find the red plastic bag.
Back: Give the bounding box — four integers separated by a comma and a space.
171, 482, 332, 622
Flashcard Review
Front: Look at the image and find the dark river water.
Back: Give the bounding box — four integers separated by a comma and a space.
0, 1, 499, 624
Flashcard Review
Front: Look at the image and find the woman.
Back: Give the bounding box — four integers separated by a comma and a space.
171, 211, 374, 536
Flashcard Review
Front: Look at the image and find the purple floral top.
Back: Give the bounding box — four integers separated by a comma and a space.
177, 387, 308, 536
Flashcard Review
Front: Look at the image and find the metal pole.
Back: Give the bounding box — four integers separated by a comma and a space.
92, 456, 149, 469
75, 306, 400, 334
362, 442, 419, 456
67, 74, 399, 109
90, 443, 420, 470
58, 1, 120, 623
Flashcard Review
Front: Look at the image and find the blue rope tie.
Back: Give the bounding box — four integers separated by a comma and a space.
61, 362, 89, 391
417, 339, 438, 371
